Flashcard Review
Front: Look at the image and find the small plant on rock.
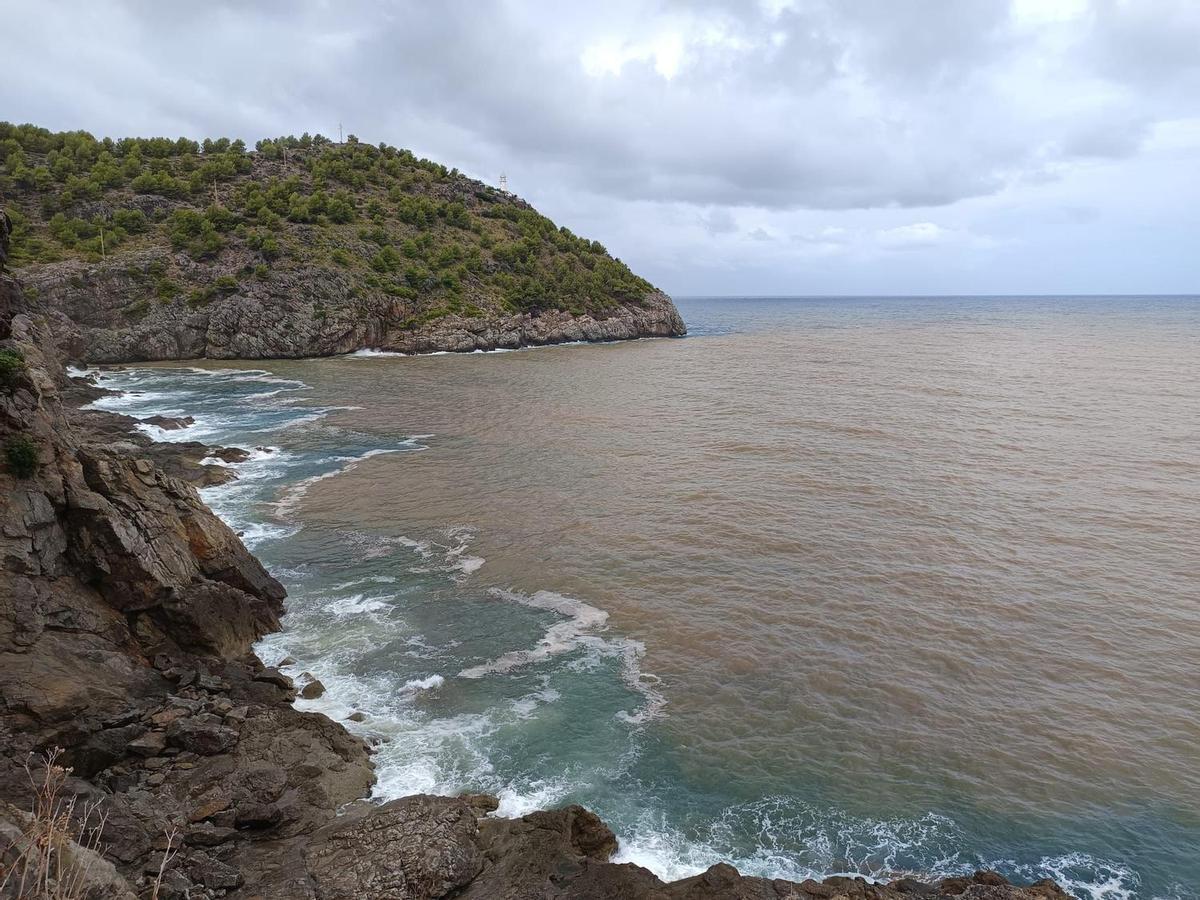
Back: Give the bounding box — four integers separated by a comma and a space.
0, 349, 25, 391
4, 434, 39, 478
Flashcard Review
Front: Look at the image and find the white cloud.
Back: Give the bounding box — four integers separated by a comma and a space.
876, 223, 953, 249
2, 0, 1197, 294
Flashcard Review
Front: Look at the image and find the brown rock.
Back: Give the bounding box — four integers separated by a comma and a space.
304, 795, 483, 899
299, 677, 326, 700
128, 731, 167, 757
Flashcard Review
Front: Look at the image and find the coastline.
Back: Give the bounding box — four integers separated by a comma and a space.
2, 272, 1073, 897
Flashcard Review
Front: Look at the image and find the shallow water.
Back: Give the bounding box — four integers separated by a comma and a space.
88, 295, 1200, 899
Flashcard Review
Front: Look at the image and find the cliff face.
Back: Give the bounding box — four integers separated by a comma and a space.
1, 272, 1066, 899
19, 251, 684, 361
2, 125, 686, 361
0, 270, 375, 896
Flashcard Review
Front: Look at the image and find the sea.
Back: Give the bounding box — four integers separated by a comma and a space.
83, 295, 1200, 899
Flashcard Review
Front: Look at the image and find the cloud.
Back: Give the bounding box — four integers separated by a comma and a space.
1, 0, 1197, 294
876, 223, 954, 250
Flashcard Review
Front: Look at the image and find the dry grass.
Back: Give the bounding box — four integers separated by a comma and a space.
0, 749, 108, 899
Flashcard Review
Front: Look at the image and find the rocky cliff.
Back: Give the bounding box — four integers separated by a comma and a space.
1, 271, 1066, 898
1, 124, 686, 361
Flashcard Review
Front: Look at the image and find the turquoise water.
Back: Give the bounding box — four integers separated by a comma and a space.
86, 295, 1200, 899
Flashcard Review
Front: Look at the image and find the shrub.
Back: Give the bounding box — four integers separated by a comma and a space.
5, 434, 39, 478
0, 349, 26, 391
369, 246, 402, 274
155, 277, 180, 300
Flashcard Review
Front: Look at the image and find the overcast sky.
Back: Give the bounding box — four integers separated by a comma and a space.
3, 0, 1198, 295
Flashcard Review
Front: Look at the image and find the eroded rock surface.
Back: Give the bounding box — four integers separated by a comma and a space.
20, 249, 686, 362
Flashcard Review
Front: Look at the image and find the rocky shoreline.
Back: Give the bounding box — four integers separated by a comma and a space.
20, 250, 687, 362
2, 263, 1071, 898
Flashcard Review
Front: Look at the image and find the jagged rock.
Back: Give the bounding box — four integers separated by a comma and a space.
254, 667, 294, 691
304, 795, 484, 899
209, 445, 251, 463
167, 719, 239, 755
299, 677, 326, 699
128, 730, 167, 757
140, 414, 194, 430
187, 850, 244, 889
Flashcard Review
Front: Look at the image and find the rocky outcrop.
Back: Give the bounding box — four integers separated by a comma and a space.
20, 251, 685, 361
242, 794, 1073, 900
1, 269, 374, 897
0, 267, 1067, 899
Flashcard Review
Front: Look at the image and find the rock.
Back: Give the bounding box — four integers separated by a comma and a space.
184, 823, 238, 847
128, 731, 167, 757
254, 667, 294, 691
188, 791, 232, 822
209, 445, 250, 463
299, 678, 326, 699
938, 876, 972, 895
304, 795, 483, 899
800, 879, 837, 897
234, 802, 283, 830
975, 871, 1011, 887
346, 711, 367, 722
140, 414, 194, 430
187, 851, 243, 890
459, 793, 500, 814
167, 719, 239, 755
457, 804, 618, 898
892, 877, 936, 895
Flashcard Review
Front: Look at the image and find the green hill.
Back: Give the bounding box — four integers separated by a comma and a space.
0, 123, 684, 360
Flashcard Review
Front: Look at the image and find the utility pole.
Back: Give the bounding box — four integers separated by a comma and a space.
339, 122, 343, 144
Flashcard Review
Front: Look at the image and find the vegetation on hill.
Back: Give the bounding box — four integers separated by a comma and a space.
0, 123, 655, 320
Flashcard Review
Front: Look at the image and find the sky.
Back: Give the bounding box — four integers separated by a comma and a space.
3, 0, 1198, 296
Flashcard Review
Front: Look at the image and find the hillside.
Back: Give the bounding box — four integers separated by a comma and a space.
0, 123, 684, 360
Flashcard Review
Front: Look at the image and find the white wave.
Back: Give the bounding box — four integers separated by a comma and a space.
510, 686, 561, 720
387, 525, 484, 580
459, 589, 609, 678
86, 389, 176, 411
495, 776, 573, 818
1008, 853, 1140, 900
333, 575, 398, 589
350, 348, 409, 357
330, 593, 390, 618
614, 644, 667, 725
401, 674, 445, 693
232, 520, 298, 550
613, 804, 962, 886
